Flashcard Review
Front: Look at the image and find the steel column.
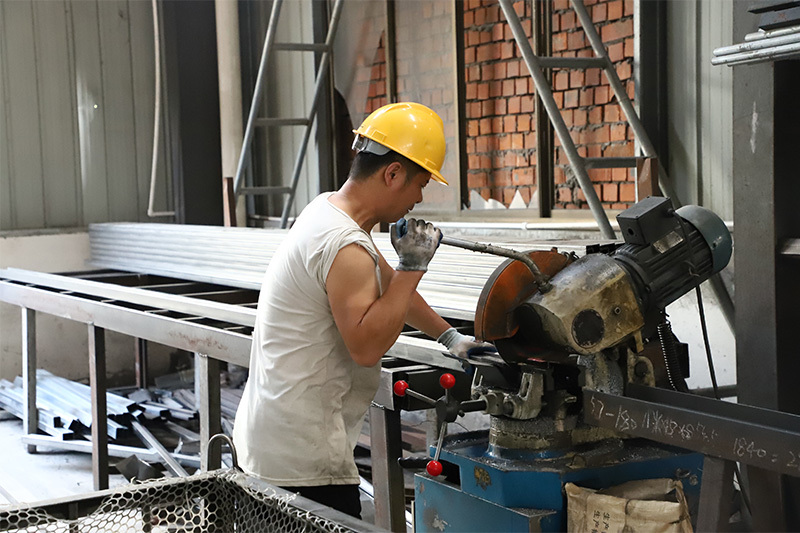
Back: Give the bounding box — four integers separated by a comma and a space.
369, 404, 405, 532
89, 324, 108, 490
21, 308, 37, 454
134, 338, 148, 389
696, 456, 734, 532
197, 353, 222, 471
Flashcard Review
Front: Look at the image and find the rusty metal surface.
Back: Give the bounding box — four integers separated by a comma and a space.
474, 250, 572, 343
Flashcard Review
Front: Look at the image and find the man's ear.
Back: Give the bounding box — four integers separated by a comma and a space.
383, 162, 405, 188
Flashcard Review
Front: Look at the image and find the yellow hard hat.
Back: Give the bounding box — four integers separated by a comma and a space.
352, 102, 448, 185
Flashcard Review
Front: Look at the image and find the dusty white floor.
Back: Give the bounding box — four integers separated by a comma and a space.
0, 418, 128, 506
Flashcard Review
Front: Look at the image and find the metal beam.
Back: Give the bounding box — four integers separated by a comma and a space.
197, 353, 222, 471
369, 405, 405, 532
21, 308, 37, 454
89, 324, 108, 490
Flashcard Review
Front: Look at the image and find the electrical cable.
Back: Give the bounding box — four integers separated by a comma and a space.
695, 285, 752, 515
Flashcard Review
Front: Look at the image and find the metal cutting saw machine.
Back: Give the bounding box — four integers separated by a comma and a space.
394, 196, 733, 531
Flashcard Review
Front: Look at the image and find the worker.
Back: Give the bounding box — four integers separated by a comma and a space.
232, 102, 495, 519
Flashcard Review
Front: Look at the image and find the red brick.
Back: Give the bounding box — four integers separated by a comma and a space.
561, 12, 576, 30
564, 89, 579, 108
562, 109, 574, 126
579, 88, 594, 106
568, 32, 584, 50
468, 65, 480, 82
518, 114, 531, 132
472, 83, 485, 101
610, 124, 627, 141
587, 125, 610, 144
504, 115, 516, 132
495, 98, 507, 115
468, 120, 479, 137
486, 5, 500, 23
573, 109, 587, 127
492, 23, 505, 42
479, 189, 490, 201
552, 12, 560, 32
604, 142, 634, 157
468, 172, 488, 188
554, 0, 569, 10
474, 7, 486, 24
494, 62, 507, 79
570, 70, 585, 88
480, 30, 492, 44
467, 31, 481, 47
604, 104, 620, 122
492, 154, 503, 168
587, 144, 602, 158
504, 152, 516, 167
466, 83, 477, 100
476, 135, 489, 152
601, 19, 633, 43
553, 32, 568, 52
557, 187, 573, 203
577, 145, 587, 157
627, 80, 635, 100
554, 71, 569, 91
516, 153, 529, 167
619, 183, 635, 202
502, 188, 515, 205
608, 1, 623, 20
464, 9, 475, 27
608, 42, 624, 62
624, 0, 634, 17
481, 65, 493, 81
602, 183, 619, 202
481, 100, 495, 116
617, 61, 632, 80
508, 96, 521, 114
585, 68, 600, 87
492, 117, 504, 134
479, 118, 491, 135
520, 133, 534, 151
594, 85, 609, 104
466, 138, 476, 153
512, 167, 534, 185
480, 155, 491, 168
513, 0, 525, 16
589, 168, 612, 182
505, 24, 514, 40
592, 3, 607, 23
515, 78, 528, 95
554, 92, 563, 107
588, 106, 602, 124
490, 81, 502, 98
477, 44, 498, 62
507, 60, 520, 78
624, 38, 634, 58
522, 19, 533, 38
529, 78, 536, 93
521, 96, 535, 113
464, 47, 476, 64
554, 167, 566, 184
501, 42, 515, 60
515, 132, 528, 149
468, 154, 480, 168
612, 168, 629, 181
494, 169, 511, 186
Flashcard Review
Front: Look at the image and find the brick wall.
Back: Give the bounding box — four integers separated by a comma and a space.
464, 0, 636, 210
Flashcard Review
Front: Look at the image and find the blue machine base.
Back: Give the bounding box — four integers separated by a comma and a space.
414, 436, 703, 532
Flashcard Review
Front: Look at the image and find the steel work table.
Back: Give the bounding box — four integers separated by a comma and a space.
2, 222, 572, 531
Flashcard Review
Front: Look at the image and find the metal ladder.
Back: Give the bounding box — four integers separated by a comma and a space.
232, 0, 345, 229
497, 0, 678, 239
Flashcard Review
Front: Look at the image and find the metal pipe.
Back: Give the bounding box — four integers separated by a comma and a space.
146, 0, 175, 218
712, 41, 800, 66
714, 31, 800, 56
279, 0, 345, 228
497, 0, 615, 239
132, 420, 189, 477
441, 235, 551, 290
215, 0, 245, 226
233, 0, 284, 196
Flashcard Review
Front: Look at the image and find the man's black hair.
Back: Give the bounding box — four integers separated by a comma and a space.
347, 150, 427, 182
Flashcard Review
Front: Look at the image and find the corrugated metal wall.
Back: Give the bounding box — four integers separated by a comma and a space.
667, 1, 734, 219
0, 0, 170, 232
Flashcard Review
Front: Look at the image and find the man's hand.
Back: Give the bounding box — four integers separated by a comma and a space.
437, 327, 498, 359
390, 218, 442, 272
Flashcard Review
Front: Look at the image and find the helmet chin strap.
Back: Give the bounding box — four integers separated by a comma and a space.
352, 134, 391, 156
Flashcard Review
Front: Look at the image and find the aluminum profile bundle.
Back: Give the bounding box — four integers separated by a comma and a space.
712, 24, 800, 66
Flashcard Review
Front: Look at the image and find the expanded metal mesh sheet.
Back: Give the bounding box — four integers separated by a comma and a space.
0, 470, 368, 533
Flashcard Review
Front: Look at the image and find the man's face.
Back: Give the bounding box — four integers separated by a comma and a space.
393, 170, 431, 220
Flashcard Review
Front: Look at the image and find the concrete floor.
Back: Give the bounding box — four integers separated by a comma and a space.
0, 418, 128, 506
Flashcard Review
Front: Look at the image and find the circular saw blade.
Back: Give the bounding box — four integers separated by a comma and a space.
474, 249, 573, 362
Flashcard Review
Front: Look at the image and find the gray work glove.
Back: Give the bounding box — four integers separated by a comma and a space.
437, 327, 498, 359
390, 218, 442, 272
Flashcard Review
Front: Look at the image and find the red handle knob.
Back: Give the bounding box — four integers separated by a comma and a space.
393, 380, 409, 397
426, 460, 443, 476
439, 373, 456, 390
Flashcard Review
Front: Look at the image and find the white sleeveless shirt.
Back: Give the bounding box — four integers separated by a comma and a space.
233, 193, 382, 486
